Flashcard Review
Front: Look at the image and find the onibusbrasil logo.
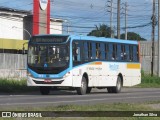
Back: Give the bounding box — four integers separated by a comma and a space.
39, 0, 48, 11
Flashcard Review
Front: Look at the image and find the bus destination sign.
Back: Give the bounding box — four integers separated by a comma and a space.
31, 36, 69, 43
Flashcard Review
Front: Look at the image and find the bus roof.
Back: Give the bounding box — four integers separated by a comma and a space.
32, 34, 138, 45
69, 35, 138, 45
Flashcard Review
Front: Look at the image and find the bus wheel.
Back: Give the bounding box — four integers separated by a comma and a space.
86, 87, 92, 94
113, 76, 122, 93
107, 87, 113, 93
77, 77, 87, 95
40, 86, 50, 95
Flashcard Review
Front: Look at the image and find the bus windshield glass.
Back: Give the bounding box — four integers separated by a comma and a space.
28, 44, 69, 68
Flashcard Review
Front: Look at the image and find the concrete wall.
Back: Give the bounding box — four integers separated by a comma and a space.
140, 41, 158, 74
0, 53, 27, 79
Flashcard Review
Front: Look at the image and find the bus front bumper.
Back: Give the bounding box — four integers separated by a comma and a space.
27, 76, 73, 87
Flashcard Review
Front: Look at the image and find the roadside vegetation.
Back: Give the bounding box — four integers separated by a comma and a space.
0, 78, 38, 93
136, 70, 160, 88
0, 102, 160, 120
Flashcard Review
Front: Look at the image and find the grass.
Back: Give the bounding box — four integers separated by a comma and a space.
137, 74, 160, 88
0, 78, 38, 93
0, 102, 160, 120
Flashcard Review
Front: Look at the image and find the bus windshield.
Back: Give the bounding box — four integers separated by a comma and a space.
28, 44, 69, 69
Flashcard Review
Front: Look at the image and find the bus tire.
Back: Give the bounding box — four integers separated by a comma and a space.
113, 76, 122, 93
77, 77, 87, 95
86, 87, 92, 94
107, 87, 113, 93
40, 86, 50, 95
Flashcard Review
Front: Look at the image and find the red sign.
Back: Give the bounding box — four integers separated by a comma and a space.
33, 0, 50, 35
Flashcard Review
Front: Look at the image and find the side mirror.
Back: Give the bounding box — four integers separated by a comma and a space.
73, 48, 79, 55
76, 48, 79, 55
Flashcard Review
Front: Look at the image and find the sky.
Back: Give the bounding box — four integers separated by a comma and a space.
0, 0, 156, 40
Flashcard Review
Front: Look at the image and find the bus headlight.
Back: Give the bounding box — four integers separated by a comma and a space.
27, 71, 33, 77
64, 72, 70, 78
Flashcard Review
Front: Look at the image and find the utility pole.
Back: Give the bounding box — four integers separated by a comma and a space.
125, 2, 128, 40
117, 0, 121, 39
151, 0, 156, 76
158, 0, 160, 77
110, 0, 113, 38
107, 0, 114, 38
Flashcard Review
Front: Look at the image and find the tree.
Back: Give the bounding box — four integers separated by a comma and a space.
88, 24, 114, 37
88, 24, 146, 41
120, 32, 146, 41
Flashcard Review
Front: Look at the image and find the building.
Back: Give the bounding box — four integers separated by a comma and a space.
0, 6, 63, 40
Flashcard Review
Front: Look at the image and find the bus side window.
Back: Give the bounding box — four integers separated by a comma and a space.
73, 41, 81, 62
91, 43, 96, 59
109, 43, 113, 61
117, 44, 121, 61
105, 44, 109, 60
100, 43, 105, 60
133, 45, 139, 62
88, 42, 92, 61
125, 45, 129, 61
112, 44, 117, 60
84, 42, 89, 61
120, 44, 126, 61
129, 45, 133, 61
96, 43, 100, 59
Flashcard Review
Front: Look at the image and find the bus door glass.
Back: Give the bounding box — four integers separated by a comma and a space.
73, 41, 82, 66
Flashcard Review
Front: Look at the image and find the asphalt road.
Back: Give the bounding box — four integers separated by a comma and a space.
0, 88, 160, 107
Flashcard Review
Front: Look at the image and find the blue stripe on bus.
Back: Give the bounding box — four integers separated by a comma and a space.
27, 67, 71, 79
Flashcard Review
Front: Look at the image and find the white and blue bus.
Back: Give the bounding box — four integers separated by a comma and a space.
27, 34, 141, 95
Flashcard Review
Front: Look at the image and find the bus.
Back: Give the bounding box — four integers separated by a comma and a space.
27, 34, 141, 95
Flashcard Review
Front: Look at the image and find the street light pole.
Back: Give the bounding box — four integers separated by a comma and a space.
12, 26, 31, 38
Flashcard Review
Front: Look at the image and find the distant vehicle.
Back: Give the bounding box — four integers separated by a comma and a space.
27, 34, 141, 95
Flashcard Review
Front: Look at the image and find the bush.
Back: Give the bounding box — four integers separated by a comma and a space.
140, 74, 160, 87
0, 79, 38, 93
